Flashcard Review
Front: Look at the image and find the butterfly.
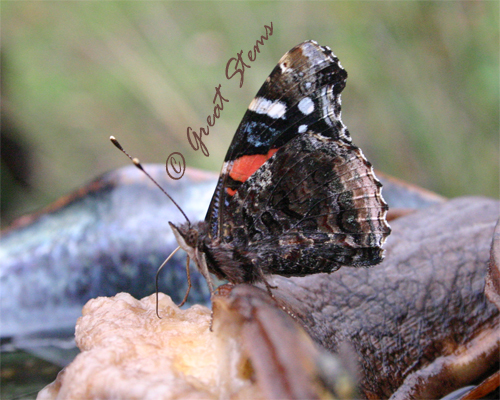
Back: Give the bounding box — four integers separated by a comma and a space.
167, 40, 391, 300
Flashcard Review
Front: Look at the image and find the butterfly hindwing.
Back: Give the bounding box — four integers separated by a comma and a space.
221, 130, 390, 276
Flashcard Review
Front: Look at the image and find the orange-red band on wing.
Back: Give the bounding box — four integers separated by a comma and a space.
229, 148, 279, 183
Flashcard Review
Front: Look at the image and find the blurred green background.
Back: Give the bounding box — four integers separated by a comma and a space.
2, 1, 499, 228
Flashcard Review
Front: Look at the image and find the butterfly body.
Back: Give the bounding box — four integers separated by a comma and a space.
171, 40, 390, 293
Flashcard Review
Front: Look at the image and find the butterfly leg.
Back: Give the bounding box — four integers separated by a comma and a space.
263, 278, 277, 295
155, 246, 181, 318
261, 275, 299, 322
178, 256, 192, 307
199, 252, 217, 332
199, 252, 216, 295
258, 266, 277, 296
258, 269, 300, 321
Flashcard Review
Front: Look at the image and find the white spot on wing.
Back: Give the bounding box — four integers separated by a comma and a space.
298, 125, 307, 133
280, 62, 290, 73
248, 97, 287, 119
298, 97, 314, 115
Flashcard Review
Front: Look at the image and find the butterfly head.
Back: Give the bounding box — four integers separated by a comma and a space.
169, 221, 216, 295
169, 221, 198, 254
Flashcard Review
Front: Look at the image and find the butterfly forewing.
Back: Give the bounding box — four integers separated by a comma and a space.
205, 41, 352, 238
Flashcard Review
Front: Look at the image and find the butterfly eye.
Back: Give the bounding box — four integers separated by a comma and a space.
186, 229, 199, 247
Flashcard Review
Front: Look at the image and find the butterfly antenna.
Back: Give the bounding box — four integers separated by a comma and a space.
155, 246, 181, 318
110, 136, 191, 225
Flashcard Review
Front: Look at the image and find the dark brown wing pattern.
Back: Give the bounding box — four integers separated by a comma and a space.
223, 132, 390, 277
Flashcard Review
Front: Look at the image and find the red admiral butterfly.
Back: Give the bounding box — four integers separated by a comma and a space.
112, 40, 390, 303
170, 41, 391, 297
